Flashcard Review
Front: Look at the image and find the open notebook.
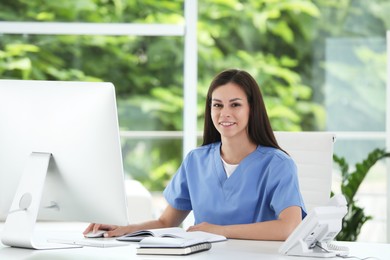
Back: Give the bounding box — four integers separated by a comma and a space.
117, 227, 227, 243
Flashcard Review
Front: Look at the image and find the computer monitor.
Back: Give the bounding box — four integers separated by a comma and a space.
278, 194, 348, 258
0, 80, 129, 249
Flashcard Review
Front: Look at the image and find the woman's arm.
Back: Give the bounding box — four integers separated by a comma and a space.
187, 206, 302, 241
83, 205, 190, 237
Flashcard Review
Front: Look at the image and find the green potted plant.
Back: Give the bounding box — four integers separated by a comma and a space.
333, 148, 390, 241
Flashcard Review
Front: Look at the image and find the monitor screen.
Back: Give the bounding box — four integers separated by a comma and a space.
0, 80, 129, 227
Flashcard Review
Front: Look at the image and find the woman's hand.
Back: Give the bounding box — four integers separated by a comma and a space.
83, 223, 131, 238
82, 205, 191, 238
186, 206, 302, 240
187, 222, 226, 237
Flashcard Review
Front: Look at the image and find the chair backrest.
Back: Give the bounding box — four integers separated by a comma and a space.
274, 131, 336, 213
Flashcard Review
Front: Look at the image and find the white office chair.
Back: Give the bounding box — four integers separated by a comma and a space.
125, 179, 154, 223
274, 131, 336, 213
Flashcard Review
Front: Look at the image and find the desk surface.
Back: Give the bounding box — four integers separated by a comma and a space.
1, 222, 389, 260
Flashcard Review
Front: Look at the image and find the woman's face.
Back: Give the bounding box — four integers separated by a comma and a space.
210, 82, 250, 141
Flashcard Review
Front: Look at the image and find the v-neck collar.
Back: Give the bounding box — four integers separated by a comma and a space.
213, 142, 259, 187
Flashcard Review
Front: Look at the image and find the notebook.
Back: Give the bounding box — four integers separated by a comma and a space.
116, 227, 227, 243
136, 237, 212, 255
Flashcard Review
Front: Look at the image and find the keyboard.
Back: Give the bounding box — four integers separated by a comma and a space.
47, 237, 130, 248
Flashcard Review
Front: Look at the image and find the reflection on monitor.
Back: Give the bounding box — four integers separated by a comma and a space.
279, 194, 348, 258
0, 80, 129, 249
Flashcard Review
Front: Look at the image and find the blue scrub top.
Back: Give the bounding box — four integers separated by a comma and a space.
163, 142, 306, 225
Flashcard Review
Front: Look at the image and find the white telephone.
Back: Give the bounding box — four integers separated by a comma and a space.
279, 194, 349, 258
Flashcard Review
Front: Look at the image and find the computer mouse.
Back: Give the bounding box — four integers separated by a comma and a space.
84, 230, 106, 238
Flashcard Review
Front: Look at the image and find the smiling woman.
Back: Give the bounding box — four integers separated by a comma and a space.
84, 69, 306, 242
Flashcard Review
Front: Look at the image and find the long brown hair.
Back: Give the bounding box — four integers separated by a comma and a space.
202, 69, 284, 152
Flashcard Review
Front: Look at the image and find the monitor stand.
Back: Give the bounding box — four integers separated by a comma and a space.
1, 152, 80, 249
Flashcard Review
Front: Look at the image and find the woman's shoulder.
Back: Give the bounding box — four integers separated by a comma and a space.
254, 146, 297, 176
255, 145, 293, 162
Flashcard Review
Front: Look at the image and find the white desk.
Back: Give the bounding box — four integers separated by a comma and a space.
1, 223, 389, 260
